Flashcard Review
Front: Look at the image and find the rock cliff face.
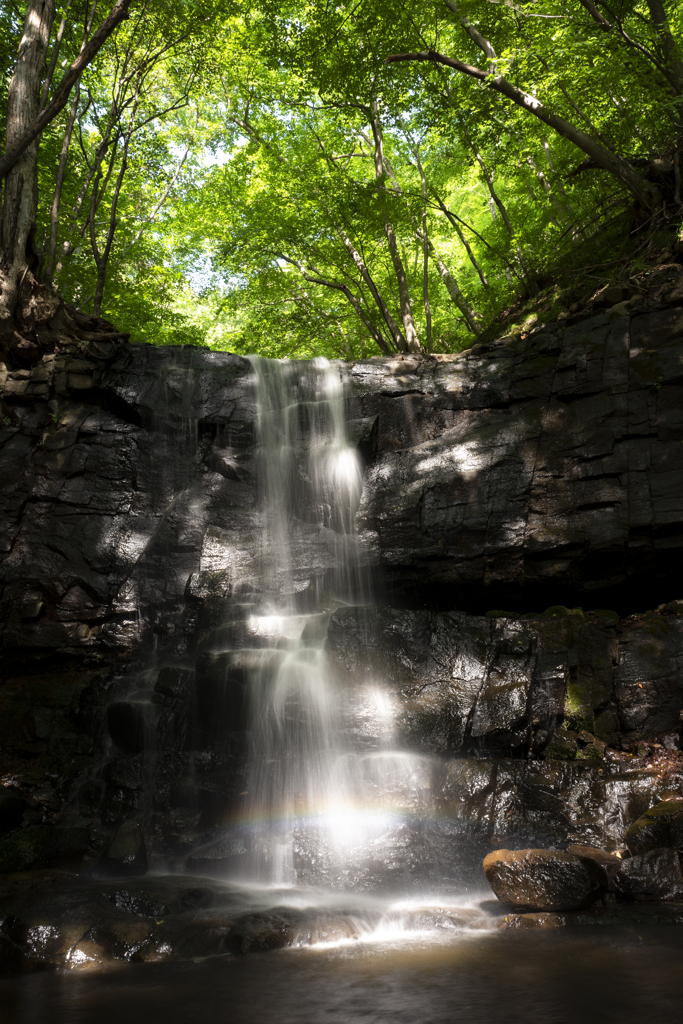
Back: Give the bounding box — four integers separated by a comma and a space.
326, 606, 683, 751
2, 299, 683, 656
349, 303, 683, 611
0, 298, 682, 882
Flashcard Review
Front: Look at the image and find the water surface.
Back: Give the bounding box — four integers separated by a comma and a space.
2, 927, 682, 1024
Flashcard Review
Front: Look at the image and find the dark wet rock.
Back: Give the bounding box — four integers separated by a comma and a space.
327, 606, 683, 754
613, 847, 683, 900
0, 873, 245, 975
154, 665, 194, 700
543, 729, 579, 760
566, 844, 622, 869
280, 755, 681, 892
0, 787, 26, 835
503, 902, 683, 929
483, 848, 606, 910
226, 907, 321, 954
0, 823, 89, 873
107, 701, 158, 753
226, 906, 381, 954
625, 798, 683, 855
2, 311, 683, 878
394, 906, 494, 932
184, 834, 249, 877
0, 825, 52, 873
99, 820, 147, 877
2, 306, 683, 657
351, 306, 683, 610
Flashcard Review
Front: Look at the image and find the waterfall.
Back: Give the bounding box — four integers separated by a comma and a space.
243, 357, 368, 883
96, 352, 435, 893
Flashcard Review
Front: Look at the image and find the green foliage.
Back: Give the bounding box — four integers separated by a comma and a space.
2, 0, 681, 355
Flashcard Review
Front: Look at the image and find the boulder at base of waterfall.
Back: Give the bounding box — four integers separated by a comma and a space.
226, 907, 365, 954
612, 848, 683, 900
625, 799, 683, 855
98, 820, 147, 877
503, 904, 683, 928
566, 844, 622, 885
483, 848, 605, 910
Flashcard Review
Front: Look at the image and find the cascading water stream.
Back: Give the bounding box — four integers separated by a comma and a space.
244, 356, 370, 884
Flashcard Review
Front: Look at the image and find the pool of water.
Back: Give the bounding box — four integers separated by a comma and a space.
2, 925, 682, 1024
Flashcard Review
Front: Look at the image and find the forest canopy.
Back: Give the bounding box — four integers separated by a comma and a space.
1, 0, 681, 360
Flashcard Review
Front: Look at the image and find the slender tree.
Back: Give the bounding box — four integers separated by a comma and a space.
0, 0, 130, 360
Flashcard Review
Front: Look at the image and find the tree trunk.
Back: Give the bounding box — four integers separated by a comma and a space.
646, 0, 683, 95
40, 4, 71, 110
462, 125, 514, 236
433, 192, 489, 286
92, 145, 129, 315
432, 251, 482, 335
420, 176, 433, 353
45, 2, 100, 284
44, 83, 81, 284
285, 255, 393, 355
367, 99, 422, 354
338, 229, 406, 351
0, 0, 131, 182
0, 0, 132, 364
0, 0, 56, 325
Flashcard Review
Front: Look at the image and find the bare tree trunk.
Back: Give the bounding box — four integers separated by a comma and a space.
403, 148, 481, 338
420, 177, 432, 352
44, 83, 81, 283
0, 0, 56, 323
462, 125, 514, 236
541, 139, 575, 218
433, 193, 489, 286
88, 80, 141, 316
0, 0, 131, 181
555, 81, 612, 148
646, 0, 683, 94
524, 155, 561, 227
461, 125, 538, 295
40, 2, 71, 110
577, 0, 612, 31
338, 229, 406, 351
92, 145, 128, 315
367, 98, 421, 354
282, 255, 393, 355
54, 114, 115, 283
45, 2, 100, 284
432, 251, 482, 335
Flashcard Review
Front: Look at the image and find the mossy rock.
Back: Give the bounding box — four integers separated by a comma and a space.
592, 708, 620, 746
543, 606, 584, 619
587, 609, 620, 626
0, 823, 88, 872
625, 799, 683, 855
0, 825, 52, 872
563, 687, 594, 734
576, 745, 603, 762
544, 730, 577, 761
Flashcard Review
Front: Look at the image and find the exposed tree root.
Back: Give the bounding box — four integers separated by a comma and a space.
0, 268, 128, 369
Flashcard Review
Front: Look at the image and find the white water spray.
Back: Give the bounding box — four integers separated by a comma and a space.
243, 357, 425, 885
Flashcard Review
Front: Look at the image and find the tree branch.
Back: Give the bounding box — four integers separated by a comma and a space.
0, 0, 131, 181
384, 49, 661, 209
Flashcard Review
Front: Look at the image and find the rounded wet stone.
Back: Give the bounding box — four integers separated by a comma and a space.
625, 799, 683, 856
483, 848, 605, 911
